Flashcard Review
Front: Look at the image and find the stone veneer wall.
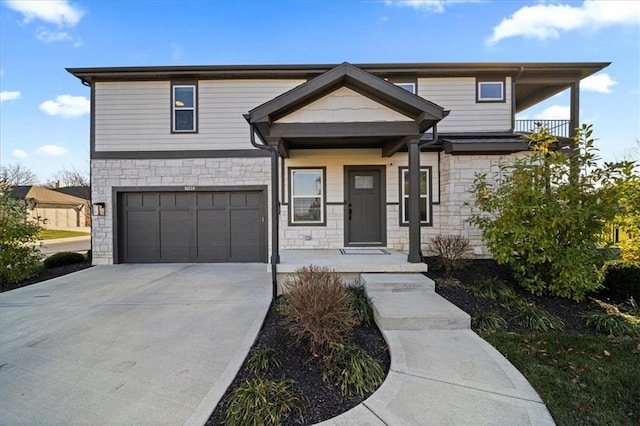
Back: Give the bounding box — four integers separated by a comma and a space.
91, 157, 271, 264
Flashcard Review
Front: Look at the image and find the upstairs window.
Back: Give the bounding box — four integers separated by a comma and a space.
172, 84, 197, 132
394, 82, 416, 94
290, 168, 325, 225
400, 167, 431, 225
477, 80, 504, 102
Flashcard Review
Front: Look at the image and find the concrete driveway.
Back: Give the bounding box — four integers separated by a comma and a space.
0, 264, 271, 425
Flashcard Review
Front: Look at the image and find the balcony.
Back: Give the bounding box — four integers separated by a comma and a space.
515, 120, 570, 138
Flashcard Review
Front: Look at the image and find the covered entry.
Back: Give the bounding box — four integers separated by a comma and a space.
118, 190, 266, 263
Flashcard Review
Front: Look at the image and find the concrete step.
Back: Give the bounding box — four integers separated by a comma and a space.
361, 273, 435, 293
368, 289, 471, 331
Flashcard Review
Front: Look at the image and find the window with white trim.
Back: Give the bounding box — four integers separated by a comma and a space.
400, 167, 431, 225
172, 84, 197, 132
394, 82, 416, 94
477, 81, 504, 102
290, 168, 325, 224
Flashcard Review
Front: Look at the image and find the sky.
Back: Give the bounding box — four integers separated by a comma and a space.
1, 0, 639, 182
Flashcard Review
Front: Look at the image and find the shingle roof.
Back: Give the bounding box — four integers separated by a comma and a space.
9, 186, 87, 206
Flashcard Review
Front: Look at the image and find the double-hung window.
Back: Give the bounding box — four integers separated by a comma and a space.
290, 168, 325, 225
476, 80, 505, 102
400, 167, 431, 225
172, 84, 197, 132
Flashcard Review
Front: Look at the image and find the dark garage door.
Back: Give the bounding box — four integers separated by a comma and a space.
119, 191, 265, 263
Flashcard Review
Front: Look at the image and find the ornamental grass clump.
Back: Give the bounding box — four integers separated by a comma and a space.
346, 284, 373, 326
245, 345, 281, 375
283, 265, 357, 356
322, 342, 385, 398
472, 312, 507, 332
222, 377, 304, 426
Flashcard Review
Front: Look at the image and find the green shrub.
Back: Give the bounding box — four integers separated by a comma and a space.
468, 124, 634, 301
472, 312, 507, 331
273, 295, 288, 314
245, 345, 281, 375
346, 284, 373, 326
322, 342, 385, 398
585, 312, 640, 337
600, 260, 640, 300
511, 300, 565, 332
222, 377, 304, 426
469, 276, 515, 300
428, 234, 471, 276
0, 186, 43, 284
283, 265, 357, 355
43, 251, 86, 268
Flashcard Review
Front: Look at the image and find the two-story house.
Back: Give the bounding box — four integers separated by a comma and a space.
68, 61, 608, 282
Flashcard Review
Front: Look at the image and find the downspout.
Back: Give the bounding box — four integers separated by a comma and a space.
249, 124, 280, 300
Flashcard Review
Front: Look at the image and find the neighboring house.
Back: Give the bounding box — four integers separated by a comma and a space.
67, 61, 608, 268
9, 186, 90, 229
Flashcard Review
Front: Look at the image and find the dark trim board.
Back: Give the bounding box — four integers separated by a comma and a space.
92, 149, 270, 159
112, 185, 268, 264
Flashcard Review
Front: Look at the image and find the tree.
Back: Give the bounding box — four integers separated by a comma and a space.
0, 183, 43, 284
0, 163, 38, 186
45, 167, 89, 188
468, 124, 633, 301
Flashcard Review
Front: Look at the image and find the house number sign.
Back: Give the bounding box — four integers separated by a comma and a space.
184, 186, 196, 191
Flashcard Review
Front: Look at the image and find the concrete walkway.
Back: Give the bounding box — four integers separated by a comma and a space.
0, 264, 271, 426
320, 274, 555, 426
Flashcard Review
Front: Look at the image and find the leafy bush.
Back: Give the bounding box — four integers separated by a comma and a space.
245, 345, 281, 375
585, 312, 640, 337
428, 234, 471, 276
472, 312, 507, 331
469, 276, 515, 300
599, 260, 640, 300
273, 295, 288, 314
612, 170, 640, 261
322, 342, 385, 398
43, 251, 86, 269
511, 300, 565, 332
222, 377, 304, 426
469, 124, 634, 301
346, 284, 373, 326
283, 265, 357, 355
0, 185, 43, 284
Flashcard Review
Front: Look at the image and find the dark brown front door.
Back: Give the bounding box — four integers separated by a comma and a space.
345, 167, 385, 246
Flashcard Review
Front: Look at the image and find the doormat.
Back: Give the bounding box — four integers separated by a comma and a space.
340, 249, 390, 255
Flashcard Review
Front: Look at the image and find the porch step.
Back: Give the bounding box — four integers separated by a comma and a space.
361, 273, 434, 292
362, 273, 470, 331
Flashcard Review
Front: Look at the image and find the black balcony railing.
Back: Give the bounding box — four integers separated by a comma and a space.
515, 119, 570, 138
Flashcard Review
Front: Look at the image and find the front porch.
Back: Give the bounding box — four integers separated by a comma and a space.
276, 248, 428, 289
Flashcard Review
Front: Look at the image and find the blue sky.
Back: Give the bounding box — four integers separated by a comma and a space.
1, 0, 639, 182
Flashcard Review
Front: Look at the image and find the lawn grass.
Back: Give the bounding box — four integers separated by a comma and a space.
483, 332, 640, 425
40, 229, 90, 240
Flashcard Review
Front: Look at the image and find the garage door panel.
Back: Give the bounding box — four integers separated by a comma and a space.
126, 210, 158, 262
160, 210, 191, 261
120, 190, 265, 263
196, 209, 228, 261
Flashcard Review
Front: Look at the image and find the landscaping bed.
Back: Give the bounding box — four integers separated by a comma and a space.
0, 259, 92, 293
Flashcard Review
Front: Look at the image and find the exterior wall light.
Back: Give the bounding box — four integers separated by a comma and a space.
93, 202, 106, 216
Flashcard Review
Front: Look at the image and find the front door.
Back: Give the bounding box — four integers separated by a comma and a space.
345, 166, 385, 246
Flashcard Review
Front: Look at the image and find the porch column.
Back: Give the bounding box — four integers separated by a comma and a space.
407, 137, 422, 263
267, 139, 280, 266
569, 81, 579, 138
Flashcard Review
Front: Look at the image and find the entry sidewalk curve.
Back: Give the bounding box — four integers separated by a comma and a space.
0, 264, 271, 426
318, 273, 555, 426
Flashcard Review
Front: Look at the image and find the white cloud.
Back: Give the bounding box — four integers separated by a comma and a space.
39, 95, 89, 117
36, 27, 72, 43
36, 145, 68, 157
5, 0, 83, 27
170, 43, 184, 61
385, 0, 474, 13
12, 149, 29, 159
581, 73, 617, 94
488, 1, 640, 44
1, 90, 21, 102
535, 105, 570, 120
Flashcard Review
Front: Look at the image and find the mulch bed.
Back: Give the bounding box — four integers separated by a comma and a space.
423, 256, 617, 335
206, 306, 390, 425
0, 261, 93, 293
